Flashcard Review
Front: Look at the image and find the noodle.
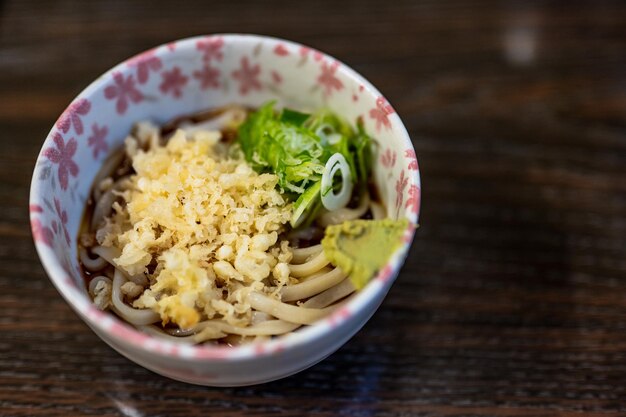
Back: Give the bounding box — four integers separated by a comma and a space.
291, 244, 323, 264
248, 292, 339, 325
79, 247, 109, 271
194, 319, 299, 337
91, 177, 131, 230
288, 251, 330, 277
91, 148, 125, 196
110, 270, 159, 326
91, 246, 148, 286
88, 275, 111, 296
303, 278, 355, 309
297, 266, 334, 282
281, 267, 347, 302
91, 189, 116, 230
250, 311, 272, 325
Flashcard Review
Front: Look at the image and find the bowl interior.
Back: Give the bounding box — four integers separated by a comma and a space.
30, 34, 420, 359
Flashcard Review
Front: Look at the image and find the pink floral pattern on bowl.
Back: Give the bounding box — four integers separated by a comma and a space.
29, 34, 421, 386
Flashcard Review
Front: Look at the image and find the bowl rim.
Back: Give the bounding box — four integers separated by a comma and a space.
29, 33, 420, 362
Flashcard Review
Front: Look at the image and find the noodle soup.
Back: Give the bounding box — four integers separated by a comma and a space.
78, 102, 408, 346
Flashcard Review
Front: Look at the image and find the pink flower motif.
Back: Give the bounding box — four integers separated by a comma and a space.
104, 72, 143, 115
300, 46, 324, 61
405, 149, 418, 170
352, 94, 358, 102
395, 170, 408, 217
52, 198, 70, 245
159, 67, 188, 98
86, 306, 106, 321
109, 322, 150, 345
406, 184, 420, 215
166, 42, 176, 51
271, 70, 282, 84
273, 44, 289, 56
193, 64, 220, 90
44, 133, 78, 190
328, 307, 351, 328
231, 57, 262, 95
29, 204, 44, 213
378, 265, 394, 283
127, 49, 162, 84
64, 276, 77, 288
194, 347, 230, 360
196, 37, 224, 62
56, 99, 91, 135
369, 96, 395, 131
87, 123, 108, 159
317, 61, 343, 96
402, 230, 413, 244
31, 218, 53, 246
381, 148, 396, 168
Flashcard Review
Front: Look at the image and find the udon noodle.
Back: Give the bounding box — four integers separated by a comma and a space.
79, 105, 386, 345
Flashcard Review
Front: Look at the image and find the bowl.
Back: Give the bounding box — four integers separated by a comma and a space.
29, 34, 421, 386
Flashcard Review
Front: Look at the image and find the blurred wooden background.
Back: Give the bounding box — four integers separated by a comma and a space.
1, 1, 626, 416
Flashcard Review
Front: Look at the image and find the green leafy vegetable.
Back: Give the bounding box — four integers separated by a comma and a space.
237, 101, 373, 227
291, 181, 322, 228
280, 108, 310, 126
352, 121, 373, 193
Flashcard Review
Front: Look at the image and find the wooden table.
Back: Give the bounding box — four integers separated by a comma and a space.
2, 1, 625, 415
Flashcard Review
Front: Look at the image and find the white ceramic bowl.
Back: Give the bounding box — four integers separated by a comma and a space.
29, 34, 421, 386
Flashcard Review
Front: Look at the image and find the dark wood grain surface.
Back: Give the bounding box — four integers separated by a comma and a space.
2, 1, 626, 415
